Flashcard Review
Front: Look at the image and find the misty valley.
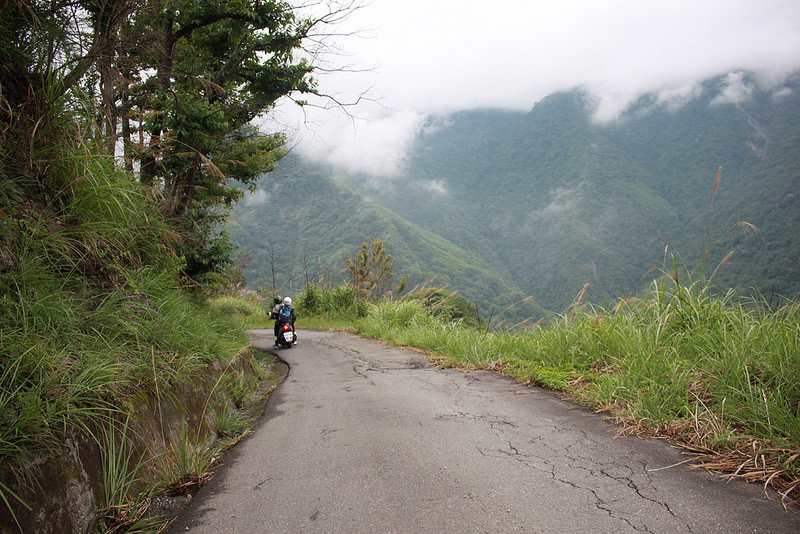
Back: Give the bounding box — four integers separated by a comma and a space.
230, 71, 800, 324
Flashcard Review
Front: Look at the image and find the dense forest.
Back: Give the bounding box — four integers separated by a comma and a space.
231, 71, 800, 322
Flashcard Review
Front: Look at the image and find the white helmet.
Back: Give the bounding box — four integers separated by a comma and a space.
283, 297, 292, 305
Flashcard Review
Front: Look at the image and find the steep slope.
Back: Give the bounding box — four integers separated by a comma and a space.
365, 76, 800, 309
229, 157, 549, 321
604, 72, 800, 297
482, 91, 677, 306
368, 93, 678, 308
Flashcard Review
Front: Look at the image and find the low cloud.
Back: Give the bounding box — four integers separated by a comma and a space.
421, 179, 448, 195
291, 108, 427, 177
525, 186, 581, 230
277, 0, 800, 175
656, 83, 705, 111
711, 72, 756, 106
242, 188, 270, 207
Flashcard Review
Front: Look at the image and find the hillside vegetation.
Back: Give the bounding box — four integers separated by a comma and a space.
0, 0, 329, 530
0, 141, 280, 530
231, 71, 800, 322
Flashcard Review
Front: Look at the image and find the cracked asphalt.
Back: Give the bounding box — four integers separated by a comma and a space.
170, 330, 800, 533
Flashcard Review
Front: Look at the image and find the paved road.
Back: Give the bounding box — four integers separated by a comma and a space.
171, 330, 799, 533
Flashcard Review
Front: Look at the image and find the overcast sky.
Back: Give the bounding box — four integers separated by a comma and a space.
267, 0, 800, 176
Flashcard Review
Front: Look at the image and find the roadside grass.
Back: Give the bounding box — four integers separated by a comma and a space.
295, 283, 368, 322
303, 281, 800, 504
208, 293, 268, 331
153, 422, 220, 498
0, 76, 278, 531
0, 269, 273, 530
96, 419, 163, 533
0, 150, 274, 529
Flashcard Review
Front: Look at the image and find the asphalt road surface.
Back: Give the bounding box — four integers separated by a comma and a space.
171, 330, 800, 533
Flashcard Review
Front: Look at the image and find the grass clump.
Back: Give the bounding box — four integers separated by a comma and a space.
154, 423, 220, 498
95, 420, 163, 533
211, 402, 253, 440
290, 283, 368, 331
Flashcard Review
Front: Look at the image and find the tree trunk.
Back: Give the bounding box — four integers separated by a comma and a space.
100, 59, 117, 155
141, 15, 175, 185
120, 72, 133, 172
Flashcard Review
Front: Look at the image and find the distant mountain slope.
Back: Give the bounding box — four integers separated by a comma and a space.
231, 71, 800, 320
228, 158, 549, 322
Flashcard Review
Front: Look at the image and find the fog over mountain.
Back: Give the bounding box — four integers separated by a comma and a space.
274, 0, 800, 179
232, 71, 800, 323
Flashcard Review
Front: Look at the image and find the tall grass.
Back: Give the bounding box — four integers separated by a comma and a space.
95, 418, 165, 533
0, 257, 262, 528
0, 140, 265, 528
291, 283, 368, 330
1, 71, 280, 530
337, 278, 800, 502
154, 423, 219, 498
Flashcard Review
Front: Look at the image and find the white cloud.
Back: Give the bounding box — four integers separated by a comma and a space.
289, 108, 426, 177
711, 71, 756, 106
656, 83, 705, 111
525, 185, 581, 229
277, 0, 800, 174
242, 188, 270, 207
421, 179, 448, 195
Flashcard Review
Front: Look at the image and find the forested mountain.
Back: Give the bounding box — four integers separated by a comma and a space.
230, 71, 800, 322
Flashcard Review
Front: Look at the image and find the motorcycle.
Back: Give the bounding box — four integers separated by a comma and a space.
276, 322, 295, 348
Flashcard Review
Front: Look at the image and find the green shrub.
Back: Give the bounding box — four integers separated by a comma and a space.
208, 295, 266, 318
296, 283, 368, 320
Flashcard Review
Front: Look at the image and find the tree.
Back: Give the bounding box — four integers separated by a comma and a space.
122, 1, 314, 204
346, 239, 394, 299
115, 0, 320, 279
1, 0, 360, 282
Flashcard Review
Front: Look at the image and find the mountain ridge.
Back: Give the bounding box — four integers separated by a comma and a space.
230, 71, 800, 322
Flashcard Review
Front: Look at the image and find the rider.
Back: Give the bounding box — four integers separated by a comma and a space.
270, 296, 283, 346
271, 296, 297, 347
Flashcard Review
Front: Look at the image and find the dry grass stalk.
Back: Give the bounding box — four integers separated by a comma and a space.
486, 359, 507, 372
163, 471, 215, 497
565, 283, 591, 316
579, 396, 800, 505
689, 445, 800, 506
97, 497, 152, 531
617, 415, 800, 504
